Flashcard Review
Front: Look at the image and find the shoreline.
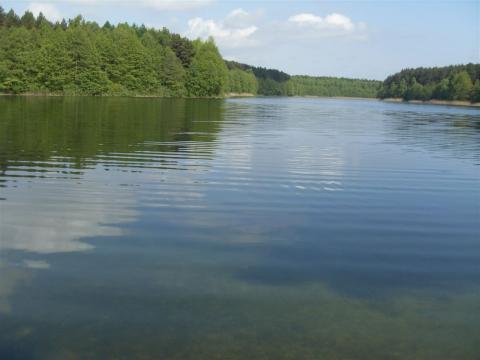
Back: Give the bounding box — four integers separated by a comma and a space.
292, 95, 378, 101
2, 93, 479, 108
382, 98, 480, 108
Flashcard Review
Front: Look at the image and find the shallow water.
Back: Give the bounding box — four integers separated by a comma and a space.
0, 97, 479, 359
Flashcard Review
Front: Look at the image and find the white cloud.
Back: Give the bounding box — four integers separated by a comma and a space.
28, 3, 63, 22
0, 168, 137, 255
186, 8, 259, 49
288, 12, 366, 37
23, 260, 51, 270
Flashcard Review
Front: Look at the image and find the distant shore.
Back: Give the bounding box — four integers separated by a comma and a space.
382, 98, 480, 108
224, 93, 256, 98
2, 93, 480, 108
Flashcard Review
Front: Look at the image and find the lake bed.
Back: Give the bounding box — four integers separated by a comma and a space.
0, 97, 479, 359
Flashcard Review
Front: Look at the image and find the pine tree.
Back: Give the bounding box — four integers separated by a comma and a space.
0, 6, 6, 27
20, 11, 36, 29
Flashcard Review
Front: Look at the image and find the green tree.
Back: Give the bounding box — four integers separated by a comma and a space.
34, 28, 71, 92
471, 80, 480, 103
170, 34, 195, 68
5, 9, 20, 27
433, 78, 450, 100
0, 26, 37, 93
449, 71, 473, 100
398, 79, 408, 98
226, 68, 258, 94
186, 38, 228, 97
20, 11, 36, 29
35, 12, 51, 29
65, 25, 109, 94
161, 48, 186, 96
0, 6, 6, 27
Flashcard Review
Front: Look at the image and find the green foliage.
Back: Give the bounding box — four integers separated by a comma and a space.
20, 11, 36, 29
5, 8, 471, 102
226, 61, 290, 82
226, 69, 257, 94
66, 24, 110, 95
0, 6, 5, 27
471, 80, 480, 103
0, 9, 233, 97
162, 48, 186, 96
449, 71, 473, 100
433, 78, 450, 100
186, 39, 228, 97
284, 76, 381, 98
258, 78, 285, 96
226, 60, 380, 98
5, 9, 20, 27
170, 34, 195, 68
378, 64, 480, 102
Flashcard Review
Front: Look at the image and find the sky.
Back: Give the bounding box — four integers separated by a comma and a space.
1, 0, 479, 80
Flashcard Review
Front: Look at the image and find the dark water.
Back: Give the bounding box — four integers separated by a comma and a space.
0, 97, 479, 359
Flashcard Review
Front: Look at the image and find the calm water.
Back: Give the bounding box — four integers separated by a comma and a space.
0, 97, 479, 359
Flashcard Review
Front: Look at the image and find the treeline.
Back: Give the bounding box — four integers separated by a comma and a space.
226, 61, 291, 95
378, 64, 480, 103
284, 76, 381, 98
227, 61, 381, 97
0, 7, 253, 97
0, 8, 402, 99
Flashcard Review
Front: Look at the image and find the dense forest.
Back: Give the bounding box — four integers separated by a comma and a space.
0, 8, 382, 98
226, 61, 381, 98
378, 64, 480, 103
0, 7, 234, 97
1, 8, 477, 102
285, 76, 380, 98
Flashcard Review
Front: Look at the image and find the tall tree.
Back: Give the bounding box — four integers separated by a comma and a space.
161, 48, 186, 95
170, 34, 195, 68
65, 24, 109, 94
186, 38, 228, 97
0, 6, 6, 27
5, 9, 20, 27
470, 80, 480, 103
449, 71, 473, 100
20, 11, 36, 29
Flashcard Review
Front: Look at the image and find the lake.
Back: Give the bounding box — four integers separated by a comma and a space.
0, 96, 479, 359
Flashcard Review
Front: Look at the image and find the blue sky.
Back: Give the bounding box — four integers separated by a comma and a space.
2, 0, 478, 79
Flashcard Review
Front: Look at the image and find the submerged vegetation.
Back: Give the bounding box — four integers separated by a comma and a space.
378, 64, 480, 103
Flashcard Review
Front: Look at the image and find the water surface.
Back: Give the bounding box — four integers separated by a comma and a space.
0, 97, 479, 359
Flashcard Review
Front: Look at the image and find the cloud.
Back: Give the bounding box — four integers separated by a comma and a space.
0, 169, 137, 255
28, 3, 63, 22
288, 12, 366, 38
23, 260, 51, 270
186, 8, 259, 49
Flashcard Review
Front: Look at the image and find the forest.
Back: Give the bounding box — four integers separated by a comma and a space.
378, 64, 480, 103
1, 8, 478, 102
0, 7, 233, 97
226, 61, 381, 97
0, 8, 381, 98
